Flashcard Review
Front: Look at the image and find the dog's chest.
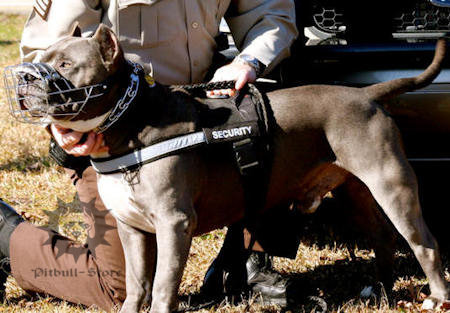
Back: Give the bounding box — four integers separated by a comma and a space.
97, 172, 156, 233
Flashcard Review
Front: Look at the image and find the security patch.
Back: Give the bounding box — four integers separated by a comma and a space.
204, 121, 260, 144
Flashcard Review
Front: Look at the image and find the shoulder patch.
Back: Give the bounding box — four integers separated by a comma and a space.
145, 74, 156, 87
34, 0, 52, 20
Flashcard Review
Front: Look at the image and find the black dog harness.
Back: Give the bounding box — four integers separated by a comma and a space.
90, 83, 272, 177
91, 82, 273, 224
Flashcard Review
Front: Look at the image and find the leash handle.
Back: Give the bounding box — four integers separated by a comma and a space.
172, 80, 236, 91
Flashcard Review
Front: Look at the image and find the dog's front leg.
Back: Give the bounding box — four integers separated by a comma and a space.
150, 206, 197, 313
117, 218, 157, 313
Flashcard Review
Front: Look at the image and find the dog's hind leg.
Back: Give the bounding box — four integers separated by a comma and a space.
327, 104, 448, 307
117, 218, 156, 313
334, 175, 396, 293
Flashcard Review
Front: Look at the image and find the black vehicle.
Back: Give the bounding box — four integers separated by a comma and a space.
282, 0, 450, 247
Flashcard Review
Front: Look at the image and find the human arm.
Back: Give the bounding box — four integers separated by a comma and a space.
21, 0, 103, 62
209, 0, 298, 96
226, 0, 298, 74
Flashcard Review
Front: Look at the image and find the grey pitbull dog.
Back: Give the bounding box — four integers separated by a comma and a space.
7, 25, 449, 313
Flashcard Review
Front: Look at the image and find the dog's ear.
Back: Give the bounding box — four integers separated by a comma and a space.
69, 22, 82, 38
91, 24, 124, 73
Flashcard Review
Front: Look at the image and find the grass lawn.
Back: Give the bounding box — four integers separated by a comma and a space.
0, 13, 448, 313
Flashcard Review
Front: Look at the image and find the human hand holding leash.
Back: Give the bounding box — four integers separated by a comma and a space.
207, 62, 257, 97
51, 124, 108, 156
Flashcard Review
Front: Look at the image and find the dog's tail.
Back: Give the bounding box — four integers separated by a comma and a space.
366, 39, 446, 101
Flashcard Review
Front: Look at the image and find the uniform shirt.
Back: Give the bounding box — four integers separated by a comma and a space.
21, 0, 298, 84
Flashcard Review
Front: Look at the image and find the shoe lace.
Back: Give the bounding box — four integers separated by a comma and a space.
248, 253, 288, 286
0, 257, 11, 275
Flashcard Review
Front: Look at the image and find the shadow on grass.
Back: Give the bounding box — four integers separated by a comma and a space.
0, 40, 19, 45
282, 253, 434, 312
0, 155, 52, 172
284, 258, 387, 311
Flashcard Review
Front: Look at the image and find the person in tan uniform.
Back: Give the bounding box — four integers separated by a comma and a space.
0, 0, 298, 309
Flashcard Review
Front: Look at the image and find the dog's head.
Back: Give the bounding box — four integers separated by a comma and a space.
4, 24, 127, 131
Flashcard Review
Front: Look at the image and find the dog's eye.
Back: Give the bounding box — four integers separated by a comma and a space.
58, 61, 72, 69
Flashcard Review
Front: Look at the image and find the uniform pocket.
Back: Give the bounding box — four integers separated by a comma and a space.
200, 0, 220, 34
117, 0, 158, 47
146, 0, 185, 48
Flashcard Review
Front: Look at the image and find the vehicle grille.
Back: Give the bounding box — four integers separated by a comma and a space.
394, 2, 450, 32
312, 0, 450, 34
313, 6, 345, 33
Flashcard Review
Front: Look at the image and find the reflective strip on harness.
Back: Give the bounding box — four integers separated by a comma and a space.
90, 131, 206, 174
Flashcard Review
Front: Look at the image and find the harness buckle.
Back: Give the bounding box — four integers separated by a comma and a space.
232, 138, 261, 176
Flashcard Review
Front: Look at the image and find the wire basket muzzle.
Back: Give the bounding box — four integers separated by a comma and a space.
3, 62, 106, 124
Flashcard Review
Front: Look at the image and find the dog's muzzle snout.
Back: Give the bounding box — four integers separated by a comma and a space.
3, 62, 107, 124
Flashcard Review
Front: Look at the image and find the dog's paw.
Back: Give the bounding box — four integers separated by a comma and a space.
421, 297, 450, 311
422, 298, 436, 311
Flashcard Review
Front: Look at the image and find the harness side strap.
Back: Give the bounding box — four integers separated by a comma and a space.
91, 132, 206, 174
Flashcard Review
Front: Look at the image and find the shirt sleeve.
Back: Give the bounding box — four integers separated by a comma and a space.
225, 0, 299, 74
20, 0, 102, 62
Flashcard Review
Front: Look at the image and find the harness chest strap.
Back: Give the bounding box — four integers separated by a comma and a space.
90, 131, 206, 174
90, 120, 261, 174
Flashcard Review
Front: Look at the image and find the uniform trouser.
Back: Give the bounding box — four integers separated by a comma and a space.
8, 167, 300, 311
9, 167, 129, 310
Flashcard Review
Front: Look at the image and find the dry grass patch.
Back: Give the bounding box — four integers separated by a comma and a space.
0, 14, 24, 66
0, 13, 448, 313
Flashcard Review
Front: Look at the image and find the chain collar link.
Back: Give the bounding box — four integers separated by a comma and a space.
95, 61, 144, 133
